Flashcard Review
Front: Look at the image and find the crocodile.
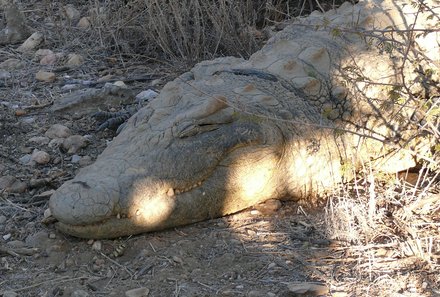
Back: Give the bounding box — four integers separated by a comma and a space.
49, 0, 439, 239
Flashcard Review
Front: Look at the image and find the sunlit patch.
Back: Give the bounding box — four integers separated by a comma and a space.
127, 180, 175, 228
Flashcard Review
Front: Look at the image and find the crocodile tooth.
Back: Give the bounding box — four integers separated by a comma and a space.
167, 188, 175, 197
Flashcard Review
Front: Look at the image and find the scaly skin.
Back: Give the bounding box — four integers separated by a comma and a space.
49, 0, 439, 238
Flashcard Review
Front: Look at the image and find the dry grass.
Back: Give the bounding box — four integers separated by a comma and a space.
35, 0, 349, 65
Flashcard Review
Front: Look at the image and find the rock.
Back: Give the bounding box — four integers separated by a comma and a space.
71, 155, 81, 163
3, 233, 12, 240
135, 89, 158, 103
62, 135, 88, 154
66, 54, 84, 66
61, 84, 81, 92
43, 208, 52, 219
36, 70, 56, 83
35, 49, 54, 59
91, 241, 102, 251
49, 233, 56, 239
25, 231, 50, 248
254, 199, 282, 215
64, 5, 81, 22
0, 70, 11, 79
113, 81, 127, 88
77, 17, 91, 29
79, 155, 93, 167
286, 282, 329, 296
19, 154, 32, 165
45, 124, 72, 139
247, 290, 265, 297
6, 240, 25, 248
0, 215, 6, 224
48, 138, 65, 149
31, 150, 50, 164
125, 287, 150, 297
40, 53, 58, 65
0, 58, 24, 70
0, 175, 28, 193
70, 289, 89, 297
28, 136, 50, 145
17, 32, 44, 52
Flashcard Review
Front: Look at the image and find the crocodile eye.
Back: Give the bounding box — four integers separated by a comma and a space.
178, 123, 221, 138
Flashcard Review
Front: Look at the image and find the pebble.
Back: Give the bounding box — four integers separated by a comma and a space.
49, 233, 56, 239
70, 289, 89, 297
0, 58, 24, 70
6, 240, 25, 248
66, 53, 84, 66
71, 155, 81, 163
77, 17, 91, 29
17, 32, 43, 52
91, 241, 102, 251
0, 175, 28, 193
254, 199, 282, 215
62, 135, 88, 154
61, 84, 81, 92
3, 233, 11, 240
79, 155, 93, 167
40, 53, 58, 65
125, 287, 150, 297
64, 4, 81, 21
19, 154, 32, 165
45, 124, 71, 139
34, 49, 54, 59
0, 215, 6, 224
28, 136, 50, 145
35, 70, 56, 82
31, 150, 51, 164
268, 262, 277, 269
48, 138, 65, 149
43, 208, 52, 219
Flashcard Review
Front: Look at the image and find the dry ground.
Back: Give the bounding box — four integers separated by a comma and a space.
1, 1, 440, 296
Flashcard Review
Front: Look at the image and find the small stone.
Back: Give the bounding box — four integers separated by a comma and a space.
19, 154, 32, 164
247, 290, 265, 297
254, 199, 282, 215
17, 32, 44, 52
70, 289, 89, 297
0, 175, 28, 193
48, 138, 65, 149
0, 215, 6, 224
66, 54, 84, 66
6, 240, 25, 248
71, 155, 81, 163
31, 150, 50, 164
43, 208, 52, 219
77, 17, 91, 29
35, 49, 54, 59
40, 53, 58, 65
49, 233, 56, 239
92, 241, 102, 251
87, 239, 94, 245
3, 233, 11, 240
135, 89, 158, 103
113, 81, 127, 88
28, 136, 50, 145
45, 124, 71, 139
287, 282, 329, 296
268, 262, 277, 269
36, 70, 56, 82
79, 156, 93, 167
422, 282, 428, 289
0, 58, 24, 70
64, 5, 81, 21
172, 255, 183, 264
61, 84, 81, 92
125, 287, 150, 297
62, 135, 88, 154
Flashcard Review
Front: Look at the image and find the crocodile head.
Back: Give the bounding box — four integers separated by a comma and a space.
49, 57, 346, 239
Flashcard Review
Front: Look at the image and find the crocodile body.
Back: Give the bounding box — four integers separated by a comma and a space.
49, 0, 439, 238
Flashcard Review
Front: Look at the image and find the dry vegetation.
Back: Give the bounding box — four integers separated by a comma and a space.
1, 0, 439, 295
